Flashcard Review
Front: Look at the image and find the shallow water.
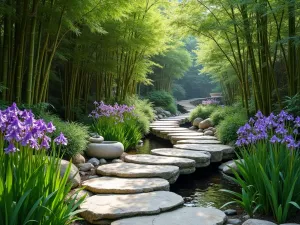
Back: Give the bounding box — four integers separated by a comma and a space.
130, 135, 240, 210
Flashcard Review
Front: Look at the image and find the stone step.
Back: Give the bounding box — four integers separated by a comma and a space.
124, 154, 196, 174
159, 129, 192, 134
170, 135, 218, 144
82, 177, 169, 194
167, 132, 204, 138
151, 127, 188, 132
176, 139, 221, 144
111, 207, 227, 225
151, 148, 211, 167
174, 144, 235, 162
150, 125, 179, 128
79, 191, 184, 225
96, 162, 180, 184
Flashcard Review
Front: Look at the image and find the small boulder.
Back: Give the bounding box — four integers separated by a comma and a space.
158, 114, 163, 119
60, 159, 81, 189
189, 126, 197, 130
78, 163, 94, 172
112, 159, 124, 163
199, 118, 213, 129
242, 219, 276, 225
193, 117, 203, 127
164, 111, 172, 117
197, 129, 203, 132
88, 157, 100, 166
204, 130, 214, 136
224, 209, 237, 216
72, 153, 85, 165
223, 159, 244, 175
100, 158, 107, 165
227, 218, 242, 225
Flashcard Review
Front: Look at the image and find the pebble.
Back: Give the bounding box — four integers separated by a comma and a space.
224, 209, 237, 216
243, 215, 251, 220
78, 163, 94, 172
227, 218, 242, 225
88, 158, 100, 166
100, 158, 107, 164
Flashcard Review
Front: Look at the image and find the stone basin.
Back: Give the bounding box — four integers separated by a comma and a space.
86, 141, 124, 159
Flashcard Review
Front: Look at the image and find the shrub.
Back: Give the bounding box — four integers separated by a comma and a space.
41, 113, 89, 158
0, 103, 84, 225
173, 83, 186, 100
147, 90, 177, 114
124, 96, 155, 134
210, 106, 237, 125
189, 104, 217, 122
216, 111, 247, 144
283, 93, 300, 116
90, 101, 142, 150
222, 111, 300, 223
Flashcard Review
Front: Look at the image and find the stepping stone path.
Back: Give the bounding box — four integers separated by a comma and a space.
151, 148, 211, 167
124, 154, 196, 174
170, 135, 218, 144
82, 177, 170, 194
96, 162, 180, 184
112, 207, 227, 225
79, 191, 184, 224
78, 101, 235, 225
174, 144, 235, 162
176, 139, 221, 144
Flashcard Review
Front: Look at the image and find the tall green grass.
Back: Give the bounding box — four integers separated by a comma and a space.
0, 145, 85, 225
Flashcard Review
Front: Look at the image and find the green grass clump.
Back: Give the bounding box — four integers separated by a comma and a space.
216, 112, 247, 144
124, 96, 155, 134
42, 113, 89, 158
189, 105, 217, 122
210, 106, 237, 125
147, 90, 177, 114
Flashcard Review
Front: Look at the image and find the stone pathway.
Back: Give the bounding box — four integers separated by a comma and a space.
124, 154, 196, 174
79, 100, 235, 224
112, 207, 227, 225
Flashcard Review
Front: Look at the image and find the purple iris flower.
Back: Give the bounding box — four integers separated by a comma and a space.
54, 132, 68, 145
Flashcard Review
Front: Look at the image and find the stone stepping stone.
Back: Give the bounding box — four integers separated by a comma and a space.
150, 125, 179, 128
174, 144, 234, 162
167, 132, 204, 137
82, 177, 169, 194
111, 207, 227, 225
80, 191, 184, 225
152, 127, 188, 132
151, 121, 179, 124
170, 135, 217, 144
151, 148, 211, 167
159, 129, 191, 134
176, 139, 221, 144
96, 163, 180, 184
124, 154, 196, 174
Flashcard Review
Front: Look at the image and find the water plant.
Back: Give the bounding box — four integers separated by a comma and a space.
222, 110, 300, 223
0, 103, 84, 225
90, 101, 142, 150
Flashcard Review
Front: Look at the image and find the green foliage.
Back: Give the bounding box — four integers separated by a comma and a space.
92, 114, 142, 151
222, 145, 300, 223
216, 112, 247, 144
123, 96, 155, 134
0, 147, 85, 225
42, 113, 89, 158
210, 106, 237, 125
172, 83, 186, 100
189, 105, 217, 121
283, 93, 300, 116
147, 90, 177, 114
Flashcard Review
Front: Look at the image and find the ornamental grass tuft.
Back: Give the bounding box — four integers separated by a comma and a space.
0, 103, 84, 225
90, 101, 142, 150
222, 110, 300, 223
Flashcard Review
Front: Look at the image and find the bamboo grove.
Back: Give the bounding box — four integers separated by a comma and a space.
0, 0, 174, 120
176, 0, 300, 115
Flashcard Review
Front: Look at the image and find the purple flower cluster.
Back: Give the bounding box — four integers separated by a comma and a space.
0, 103, 68, 153
236, 110, 300, 149
89, 101, 135, 122
202, 98, 220, 105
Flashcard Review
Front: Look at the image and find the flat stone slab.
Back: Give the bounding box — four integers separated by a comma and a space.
150, 125, 179, 128
152, 127, 189, 132
151, 148, 211, 167
82, 177, 169, 194
159, 130, 192, 134
170, 136, 217, 144
80, 191, 184, 224
111, 207, 227, 225
177, 139, 221, 144
96, 163, 180, 184
167, 132, 204, 137
124, 154, 196, 174
174, 144, 234, 162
